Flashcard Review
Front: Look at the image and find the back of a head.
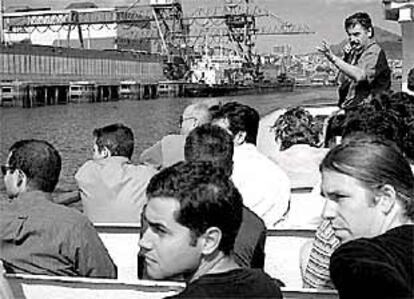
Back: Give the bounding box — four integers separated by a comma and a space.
321, 135, 414, 220
388, 91, 414, 120
408, 68, 414, 92
93, 123, 134, 159
324, 113, 346, 148
341, 106, 405, 150
344, 12, 373, 35
146, 161, 243, 255
183, 103, 212, 124
272, 106, 319, 151
212, 102, 259, 145
184, 124, 234, 177
403, 121, 414, 164
8, 139, 61, 193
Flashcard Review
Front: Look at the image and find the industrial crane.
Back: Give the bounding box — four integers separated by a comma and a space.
1, 0, 314, 80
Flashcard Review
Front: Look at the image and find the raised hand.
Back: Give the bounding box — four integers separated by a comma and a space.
316, 40, 335, 62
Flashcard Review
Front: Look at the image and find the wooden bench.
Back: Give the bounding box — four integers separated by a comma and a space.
6, 274, 185, 299
6, 273, 339, 299
265, 229, 315, 288
94, 223, 140, 281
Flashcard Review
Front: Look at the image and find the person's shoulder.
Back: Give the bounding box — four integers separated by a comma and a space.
332, 236, 382, 260
242, 206, 266, 231
161, 134, 186, 143
44, 199, 92, 227
239, 268, 283, 297
127, 161, 158, 176
75, 159, 99, 179
363, 41, 385, 58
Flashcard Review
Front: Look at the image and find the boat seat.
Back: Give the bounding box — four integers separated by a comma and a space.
6, 274, 184, 299
6, 273, 339, 299
94, 223, 317, 287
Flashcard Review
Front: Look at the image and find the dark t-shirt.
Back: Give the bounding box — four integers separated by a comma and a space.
234, 207, 266, 269
330, 225, 414, 299
167, 268, 282, 298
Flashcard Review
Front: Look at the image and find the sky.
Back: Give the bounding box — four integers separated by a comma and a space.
3, 0, 401, 54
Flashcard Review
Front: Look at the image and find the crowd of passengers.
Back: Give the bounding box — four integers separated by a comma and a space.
1, 11, 414, 299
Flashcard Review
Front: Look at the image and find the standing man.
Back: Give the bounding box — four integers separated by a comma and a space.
139, 103, 212, 170
139, 161, 282, 298
212, 102, 291, 227
75, 123, 156, 223
317, 12, 391, 110
0, 139, 116, 278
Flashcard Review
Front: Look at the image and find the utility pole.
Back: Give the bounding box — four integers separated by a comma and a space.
0, 0, 4, 44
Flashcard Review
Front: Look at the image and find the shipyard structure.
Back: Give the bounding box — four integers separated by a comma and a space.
0, 0, 315, 106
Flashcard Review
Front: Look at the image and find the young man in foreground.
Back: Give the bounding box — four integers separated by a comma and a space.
139, 161, 282, 298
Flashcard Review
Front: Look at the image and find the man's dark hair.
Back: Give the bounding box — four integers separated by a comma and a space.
408, 68, 414, 92
345, 12, 374, 36
146, 161, 243, 255
93, 123, 134, 159
324, 113, 346, 148
403, 121, 414, 164
184, 124, 234, 177
341, 106, 405, 150
272, 106, 320, 151
212, 102, 260, 145
8, 139, 61, 193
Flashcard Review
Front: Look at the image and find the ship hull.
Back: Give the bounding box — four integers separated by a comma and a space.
183, 81, 295, 97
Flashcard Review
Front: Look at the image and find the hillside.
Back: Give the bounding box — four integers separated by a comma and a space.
330, 26, 402, 60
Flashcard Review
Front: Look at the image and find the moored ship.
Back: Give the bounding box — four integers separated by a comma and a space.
182, 51, 294, 97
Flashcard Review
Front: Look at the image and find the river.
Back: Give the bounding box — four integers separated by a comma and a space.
0, 87, 337, 192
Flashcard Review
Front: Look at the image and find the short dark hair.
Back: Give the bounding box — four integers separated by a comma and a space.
93, 123, 134, 159
324, 113, 346, 148
184, 124, 234, 177
341, 106, 405, 150
146, 161, 243, 255
408, 68, 414, 92
388, 91, 414, 120
272, 106, 320, 151
403, 121, 414, 163
8, 139, 61, 192
345, 12, 374, 36
212, 102, 259, 145
321, 135, 414, 220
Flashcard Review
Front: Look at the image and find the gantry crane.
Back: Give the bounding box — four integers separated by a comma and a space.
1, 0, 314, 80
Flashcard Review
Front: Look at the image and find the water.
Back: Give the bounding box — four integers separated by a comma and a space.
0, 87, 337, 192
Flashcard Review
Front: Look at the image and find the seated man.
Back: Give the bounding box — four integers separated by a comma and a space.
138, 103, 212, 170
321, 136, 414, 298
303, 107, 407, 289
271, 106, 329, 189
185, 124, 267, 269
139, 161, 282, 298
212, 102, 291, 227
75, 123, 156, 223
0, 139, 116, 278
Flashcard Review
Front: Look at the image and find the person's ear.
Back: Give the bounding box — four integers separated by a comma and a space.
16, 169, 28, 192
233, 131, 247, 146
367, 27, 373, 38
376, 184, 397, 215
200, 227, 222, 256
102, 146, 111, 158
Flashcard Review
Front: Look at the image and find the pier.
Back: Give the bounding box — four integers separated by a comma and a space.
0, 43, 163, 107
